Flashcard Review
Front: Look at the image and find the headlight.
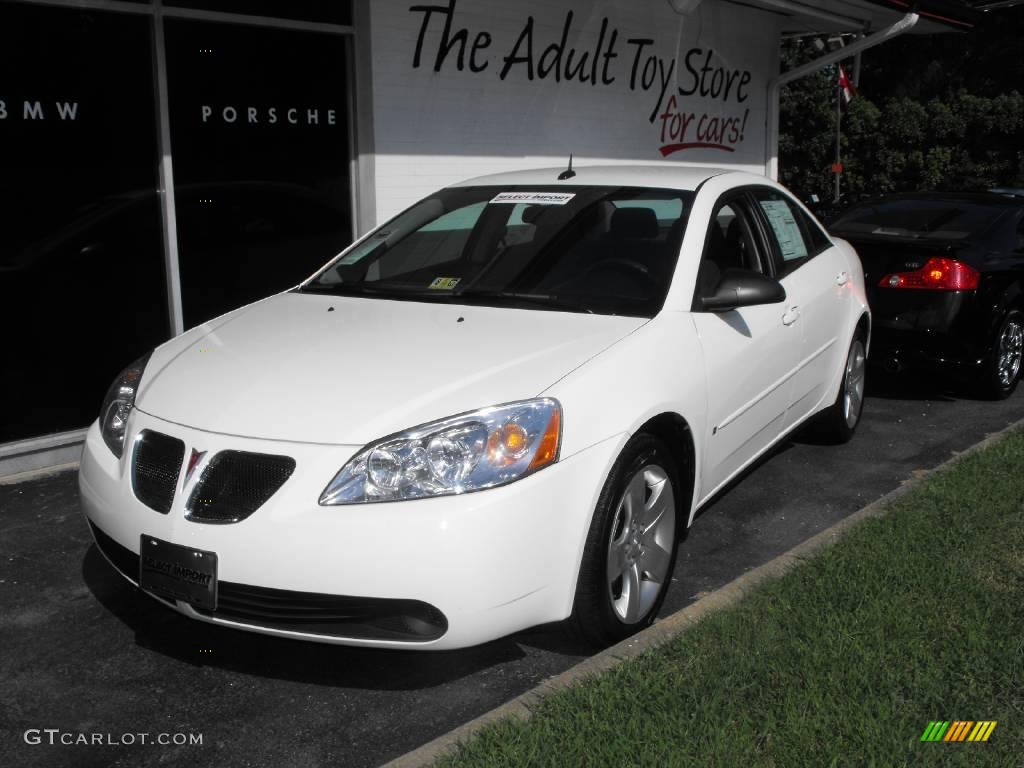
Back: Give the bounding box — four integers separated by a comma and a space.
319, 398, 561, 505
99, 352, 152, 458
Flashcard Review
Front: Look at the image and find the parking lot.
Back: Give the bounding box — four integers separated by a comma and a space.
2, 379, 1023, 768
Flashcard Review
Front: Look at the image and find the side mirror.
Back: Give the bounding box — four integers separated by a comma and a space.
701, 268, 786, 312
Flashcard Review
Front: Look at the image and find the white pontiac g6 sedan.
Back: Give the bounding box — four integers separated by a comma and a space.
79, 166, 869, 649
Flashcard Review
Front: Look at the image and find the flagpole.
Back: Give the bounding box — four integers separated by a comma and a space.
835, 65, 842, 204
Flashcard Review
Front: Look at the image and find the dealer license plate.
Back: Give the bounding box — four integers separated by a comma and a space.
139, 536, 218, 611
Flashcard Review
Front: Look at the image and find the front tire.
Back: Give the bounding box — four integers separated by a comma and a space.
567, 434, 681, 647
817, 330, 867, 444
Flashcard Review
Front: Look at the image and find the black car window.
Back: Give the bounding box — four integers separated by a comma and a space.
830, 199, 1005, 240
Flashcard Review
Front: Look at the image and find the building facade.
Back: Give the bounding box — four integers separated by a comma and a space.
0, 0, 972, 475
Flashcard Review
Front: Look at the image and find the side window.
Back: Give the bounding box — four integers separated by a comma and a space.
798, 206, 833, 254
753, 189, 826, 276
694, 198, 764, 302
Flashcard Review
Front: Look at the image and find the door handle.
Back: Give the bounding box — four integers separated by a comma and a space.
835, 271, 850, 286
782, 306, 801, 326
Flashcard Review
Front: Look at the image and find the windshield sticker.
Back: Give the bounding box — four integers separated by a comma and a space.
428, 277, 461, 290
490, 192, 576, 206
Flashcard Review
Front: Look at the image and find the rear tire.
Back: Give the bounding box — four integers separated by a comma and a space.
816, 330, 867, 444
980, 309, 1023, 400
566, 434, 682, 647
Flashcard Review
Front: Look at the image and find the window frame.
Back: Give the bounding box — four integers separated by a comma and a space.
690, 189, 776, 312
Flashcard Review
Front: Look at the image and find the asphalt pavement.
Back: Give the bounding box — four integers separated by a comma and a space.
2, 377, 1023, 768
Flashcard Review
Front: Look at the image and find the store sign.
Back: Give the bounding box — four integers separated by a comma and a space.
405, 0, 763, 158
0, 100, 79, 121
199, 104, 341, 126
371, 0, 777, 219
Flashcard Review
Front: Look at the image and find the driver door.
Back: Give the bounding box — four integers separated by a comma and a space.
691, 194, 804, 500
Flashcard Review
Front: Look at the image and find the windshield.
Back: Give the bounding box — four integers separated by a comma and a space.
830, 198, 1004, 240
301, 185, 693, 317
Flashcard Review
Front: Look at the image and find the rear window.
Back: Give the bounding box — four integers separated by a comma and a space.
830, 199, 1003, 240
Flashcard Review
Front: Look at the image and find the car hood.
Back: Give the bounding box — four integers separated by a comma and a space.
136, 292, 647, 444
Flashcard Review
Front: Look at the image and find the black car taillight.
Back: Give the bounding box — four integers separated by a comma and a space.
878, 257, 980, 291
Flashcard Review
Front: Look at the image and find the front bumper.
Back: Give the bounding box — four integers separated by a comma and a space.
78, 411, 625, 649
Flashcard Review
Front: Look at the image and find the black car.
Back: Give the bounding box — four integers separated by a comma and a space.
828, 192, 1024, 399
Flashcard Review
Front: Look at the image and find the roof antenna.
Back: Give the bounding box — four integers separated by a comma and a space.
558, 154, 576, 181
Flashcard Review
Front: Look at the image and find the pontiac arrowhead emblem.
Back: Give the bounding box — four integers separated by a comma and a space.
185, 448, 206, 486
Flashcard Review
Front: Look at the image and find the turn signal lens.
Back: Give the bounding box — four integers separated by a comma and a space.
878, 257, 980, 291
529, 408, 561, 470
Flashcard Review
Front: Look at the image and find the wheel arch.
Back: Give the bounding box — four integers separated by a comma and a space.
635, 412, 697, 533
856, 311, 871, 357
990, 280, 1024, 339
821, 311, 871, 418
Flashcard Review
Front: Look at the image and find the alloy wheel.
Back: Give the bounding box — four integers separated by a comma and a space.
606, 464, 675, 624
996, 319, 1023, 388
844, 339, 867, 429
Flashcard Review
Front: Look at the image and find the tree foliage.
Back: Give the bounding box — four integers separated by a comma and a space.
779, 8, 1024, 204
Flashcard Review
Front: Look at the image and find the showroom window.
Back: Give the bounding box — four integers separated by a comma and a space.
0, 4, 167, 444
166, 19, 353, 327
166, 0, 351, 25
0, 0, 356, 453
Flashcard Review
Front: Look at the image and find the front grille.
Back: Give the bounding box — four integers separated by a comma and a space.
87, 521, 447, 642
132, 430, 185, 514
186, 450, 295, 523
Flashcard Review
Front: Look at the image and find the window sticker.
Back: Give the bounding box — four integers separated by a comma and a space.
490, 192, 576, 206
759, 200, 808, 261
428, 277, 461, 290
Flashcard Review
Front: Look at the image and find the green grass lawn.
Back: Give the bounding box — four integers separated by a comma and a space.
439, 430, 1024, 768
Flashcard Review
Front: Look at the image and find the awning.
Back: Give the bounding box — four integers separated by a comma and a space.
740, 0, 979, 34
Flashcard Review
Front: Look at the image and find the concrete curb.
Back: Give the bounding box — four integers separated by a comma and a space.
0, 460, 79, 486
382, 418, 1024, 768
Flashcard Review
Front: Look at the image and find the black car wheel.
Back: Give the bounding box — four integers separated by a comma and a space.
567, 434, 681, 647
982, 309, 1023, 400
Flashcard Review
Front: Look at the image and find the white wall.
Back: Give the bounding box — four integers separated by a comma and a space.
369, 0, 781, 221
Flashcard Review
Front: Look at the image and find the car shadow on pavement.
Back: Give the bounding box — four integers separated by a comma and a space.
691, 438, 797, 520
507, 622, 594, 655
81, 545, 537, 690
862, 369, 961, 402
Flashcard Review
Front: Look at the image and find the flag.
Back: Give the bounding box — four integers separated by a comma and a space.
838, 64, 857, 109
